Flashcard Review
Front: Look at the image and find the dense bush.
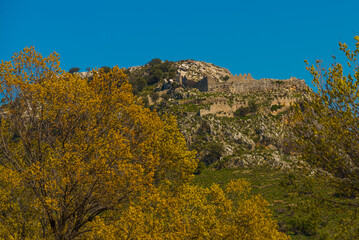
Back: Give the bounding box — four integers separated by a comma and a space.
234, 106, 250, 117
146, 59, 176, 85
234, 100, 257, 117
100, 66, 112, 73
222, 75, 230, 81
69, 67, 80, 73
203, 142, 225, 166
271, 104, 282, 111
126, 59, 177, 95
150, 91, 160, 103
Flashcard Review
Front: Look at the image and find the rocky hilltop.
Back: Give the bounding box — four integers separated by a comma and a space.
128, 59, 232, 83
175, 60, 232, 83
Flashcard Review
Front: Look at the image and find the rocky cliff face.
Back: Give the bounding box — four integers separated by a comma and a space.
124, 59, 307, 170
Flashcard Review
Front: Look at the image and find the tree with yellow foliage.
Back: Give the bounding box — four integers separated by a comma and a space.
0, 47, 196, 239
0, 47, 287, 239
87, 179, 288, 240
292, 36, 359, 199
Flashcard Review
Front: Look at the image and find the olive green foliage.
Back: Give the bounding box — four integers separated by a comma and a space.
222, 75, 230, 81
271, 104, 283, 112
150, 91, 159, 103
126, 58, 177, 94
234, 107, 249, 117
146, 59, 176, 85
134, 77, 147, 93
234, 100, 257, 117
203, 142, 225, 166
162, 93, 170, 101
248, 100, 258, 112
194, 166, 359, 239
69, 67, 80, 73
197, 120, 211, 135
193, 161, 206, 175
147, 58, 162, 66
100, 66, 111, 73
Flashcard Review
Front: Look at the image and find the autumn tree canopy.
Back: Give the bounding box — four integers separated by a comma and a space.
0, 47, 287, 239
292, 36, 359, 198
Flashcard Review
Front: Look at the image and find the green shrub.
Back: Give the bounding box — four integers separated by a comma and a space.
196, 121, 211, 135
133, 77, 147, 93
69, 67, 80, 73
222, 75, 230, 81
100, 66, 111, 73
203, 142, 224, 166
162, 94, 170, 101
193, 162, 206, 175
271, 104, 282, 111
234, 107, 249, 117
248, 100, 257, 112
145, 59, 176, 85
150, 92, 160, 103
234, 100, 257, 118
288, 200, 321, 236
148, 58, 162, 66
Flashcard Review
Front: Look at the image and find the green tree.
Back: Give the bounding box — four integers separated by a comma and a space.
100, 66, 111, 73
148, 68, 163, 85
69, 67, 80, 73
234, 100, 257, 118
203, 142, 224, 166
150, 91, 160, 103
147, 58, 162, 66
133, 77, 147, 92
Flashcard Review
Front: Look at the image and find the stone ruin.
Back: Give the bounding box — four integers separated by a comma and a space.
199, 100, 248, 117
178, 72, 307, 94
174, 70, 307, 118
199, 96, 299, 118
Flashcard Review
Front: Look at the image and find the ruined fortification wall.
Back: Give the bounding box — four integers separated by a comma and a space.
199, 100, 248, 117
226, 77, 306, 94
199, 95, 300, 118
194, 77, 209, 92
177, 68, 306, 95
183, 72, 306, 94
228, 73, 254, 83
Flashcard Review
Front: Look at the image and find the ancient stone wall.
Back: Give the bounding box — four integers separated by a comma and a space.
199, 95, 300, 118
199, 100, 248, 117
228, 73, 254, 82
177, 67, 307, 95
194, 77, 209, 92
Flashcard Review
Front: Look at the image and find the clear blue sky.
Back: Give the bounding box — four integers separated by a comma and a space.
1, 0, 359, 88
